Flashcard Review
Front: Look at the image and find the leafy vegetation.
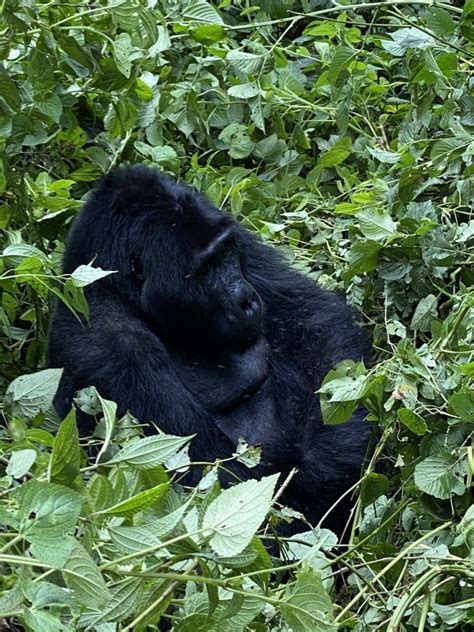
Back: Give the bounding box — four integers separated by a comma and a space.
0, 0, 473, 630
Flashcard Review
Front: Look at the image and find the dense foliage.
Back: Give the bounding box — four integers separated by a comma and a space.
0, 1, 473, 630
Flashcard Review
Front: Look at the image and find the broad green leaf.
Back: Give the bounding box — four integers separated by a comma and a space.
85, 578, 145, 626
4, 368, 63, 421
49, 408, 81, 487
328, 46, 354, 81
63, 541, 110, 608
357, 209, 397, 241
6, 449, 37, 478
319, 137, 352, 168
382, 28, 436, 56
202, 474, 278, 556
92, 482, 169, 517
360, 473, 390, 506
70, 263, 115, 287
281, 568, 336, 632
410, 294, 438, 331
227, 50, 264, 76
319, 375, 369, 402
35, 93, 63, 124
228, 82, 260, 99
398, 408, 428, 436
183, 0, 224, 25
414, 455, 465, 499
112, 434, 193, 469
368, 147, 401, 164
109, 525, 161, 554
113, 32, 133, 78
449, 387, 474, 421
18, 480, 82, 543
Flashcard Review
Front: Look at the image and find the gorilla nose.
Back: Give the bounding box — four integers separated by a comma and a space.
235, 285, 262, 322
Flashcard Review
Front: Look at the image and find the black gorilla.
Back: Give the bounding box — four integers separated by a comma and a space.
48, 166, 371, 532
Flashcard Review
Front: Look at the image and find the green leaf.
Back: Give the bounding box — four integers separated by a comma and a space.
227, 50, 265, 76
426, 8, 456, 36
202, 474, 278, 556
410, 294, 438, 331
18, 480, 82, 544
382, 28, 436, 56
281, 568, 336, 632
328, 46, 354, 82
183, 0, 224, 25
6, 449, 37, 478
414, 455, 466, 499
70, 263, 115, 287
111, 433, 193, 469
85, 578, 145, 626
4, 369, 63, 421
63, 541, 110, 608
49, 408, 81, 487
449, 387, 474, 421
35, 93, 63, 124
109, 525, 161, 554
398, 408, 428, 436
357, 209, 397, 241
360, 473, 390, 507
93, 482, 169, 517
319, 375, 369, 402
113, 32, 133, 78
345, 240, 382, 280
319, 137, 352, 168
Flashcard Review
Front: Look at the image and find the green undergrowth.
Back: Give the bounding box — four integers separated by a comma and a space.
0, 1, 473, 630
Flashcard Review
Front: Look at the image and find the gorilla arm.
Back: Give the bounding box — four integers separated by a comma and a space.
49, 285, 242, 468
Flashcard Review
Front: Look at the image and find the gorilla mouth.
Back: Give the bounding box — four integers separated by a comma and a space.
213, 370, 269, 414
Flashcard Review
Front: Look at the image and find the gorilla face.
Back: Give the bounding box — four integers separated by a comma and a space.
130, 199, 264, 354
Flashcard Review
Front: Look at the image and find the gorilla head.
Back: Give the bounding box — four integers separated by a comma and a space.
64, 167, 264, 354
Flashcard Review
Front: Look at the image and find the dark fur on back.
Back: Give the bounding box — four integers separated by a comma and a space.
48, 166, 372, 533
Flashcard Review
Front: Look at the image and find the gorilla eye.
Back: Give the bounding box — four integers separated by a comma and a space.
130, 254, 144, 282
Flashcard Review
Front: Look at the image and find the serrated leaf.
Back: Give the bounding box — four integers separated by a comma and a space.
328, 46, 354, 81
4, 368, 63, 421
414, 455, 465, 499
227, 50, 264, 76
360, 473, 390, 507
6, 449, 37, 478
202, 474, 278, 556
410, 294, 438, 331
319, 137, 352, 168
281, 568, 336, 632
35, 93, 63, 123
92, 482, 169, 517
183, 0, 224, 25
18, 480, 82, 543
70, 263, 115, 287
113, 32, 133, 78
109, 525, 162, 553
85, 578, 145, 626
319, 375, 369, 402
49, 408, 81, 487
63, 541, 110, 608
357, 209, 397, 241
112, 434, 193, 469
398, 408, 428, 436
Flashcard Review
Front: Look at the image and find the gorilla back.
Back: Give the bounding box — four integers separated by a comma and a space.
48, 166, 372, 532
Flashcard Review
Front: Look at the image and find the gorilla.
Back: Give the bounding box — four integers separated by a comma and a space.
48, 165, 371, 533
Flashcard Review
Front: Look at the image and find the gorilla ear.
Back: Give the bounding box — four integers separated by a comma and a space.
130, 253, 144, 284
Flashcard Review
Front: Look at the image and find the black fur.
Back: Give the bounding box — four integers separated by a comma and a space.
48, 166, 372, 532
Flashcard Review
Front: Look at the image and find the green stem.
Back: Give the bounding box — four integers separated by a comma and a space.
0, 533, 23, 554
389, 564, 474, 631
334, 521, 452, 623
